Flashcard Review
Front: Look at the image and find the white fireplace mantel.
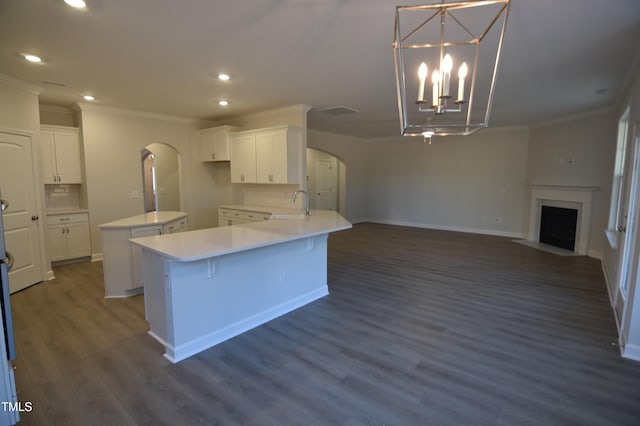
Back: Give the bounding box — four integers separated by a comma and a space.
527, 185, 599, 255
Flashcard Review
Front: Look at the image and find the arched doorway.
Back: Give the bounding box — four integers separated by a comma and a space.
306, 148, 346, 216
141, 143, 180, 212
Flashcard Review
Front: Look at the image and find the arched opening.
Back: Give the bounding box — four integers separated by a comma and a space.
141, 149, 157, 212
141, 143, 181, 212
306, 148, 346, 216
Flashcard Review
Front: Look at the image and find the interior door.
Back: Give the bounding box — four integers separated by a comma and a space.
0, 132, 44, 293
315, 158, 337, 211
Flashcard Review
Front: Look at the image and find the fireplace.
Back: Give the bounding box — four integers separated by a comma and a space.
539, 205, 578, 250
527, 185, 598, 255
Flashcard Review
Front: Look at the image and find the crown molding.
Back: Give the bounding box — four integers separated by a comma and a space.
0, 73, 42, 95
529, 107, 615, 129
76, 102, 198, 125
239, 104, 313, 121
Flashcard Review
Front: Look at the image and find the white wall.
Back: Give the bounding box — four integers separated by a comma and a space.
363, 128, 530, 237
78, 105, 196, 255
0, 76, 41, 133
528, 110, 617, 257
39, 104, 76, 127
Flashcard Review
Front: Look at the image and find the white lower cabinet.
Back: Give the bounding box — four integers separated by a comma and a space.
46, 212, 91, 263
218, 207, 271, 227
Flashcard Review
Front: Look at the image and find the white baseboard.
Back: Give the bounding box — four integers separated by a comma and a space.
601, 256, 616, 308
587, 250, 603, 260
46, 269, 55, 281
91, 253, 103, 262
622, 342, 640, 362
361, 217, 525, 239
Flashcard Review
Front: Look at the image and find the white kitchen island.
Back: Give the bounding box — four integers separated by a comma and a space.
130, 210, 351, 363
99, 211, 189, 298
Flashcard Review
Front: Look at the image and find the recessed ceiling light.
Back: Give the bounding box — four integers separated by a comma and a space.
83, 95, 95, 101
218, 100, 229, 106
64, 0, 87, 9
23, 54, 42, 63
217, 73, 230, 81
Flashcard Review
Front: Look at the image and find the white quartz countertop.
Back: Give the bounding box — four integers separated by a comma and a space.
130, 210, 352, 262
99, 211, 188, 229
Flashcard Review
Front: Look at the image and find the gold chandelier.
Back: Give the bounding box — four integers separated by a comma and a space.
394, 0, 511, 139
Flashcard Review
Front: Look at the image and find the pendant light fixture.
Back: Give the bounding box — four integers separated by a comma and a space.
393, 0, 511, 138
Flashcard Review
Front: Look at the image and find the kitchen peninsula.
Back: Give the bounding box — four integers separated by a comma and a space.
130, 210, 351, 363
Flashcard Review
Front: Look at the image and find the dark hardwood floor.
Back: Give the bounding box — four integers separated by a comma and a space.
9, 223, 640, 425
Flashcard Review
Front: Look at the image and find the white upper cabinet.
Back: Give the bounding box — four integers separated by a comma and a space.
230, 126, 302, 184
200, 126, 238, 162
230, 132, 258, 183
41, 125, 83, 184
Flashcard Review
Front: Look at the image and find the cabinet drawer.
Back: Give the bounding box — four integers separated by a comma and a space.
130, 226, 161, 238
218, 215, 244, 227
218, 208, 243, 219
243, 211, 271, 222
163, 217, 188, 234
47, 212, 88, 225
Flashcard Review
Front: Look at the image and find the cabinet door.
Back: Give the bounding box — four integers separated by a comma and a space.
201, 127, 234, 162
40, 130, 58, 184
65, 222, 91, 259
230, 133, 257, 183
53, 131, 83, 184
46, 224, 67, 262
255, 128, 298, 184
269, 131, 288, 183
130, 226, 162, 289
255, 132, 274, 183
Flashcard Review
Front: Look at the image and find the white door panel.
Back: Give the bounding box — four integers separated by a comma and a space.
0, 132, 44, 293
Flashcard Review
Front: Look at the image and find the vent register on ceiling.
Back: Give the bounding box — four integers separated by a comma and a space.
394, 0, 511, 139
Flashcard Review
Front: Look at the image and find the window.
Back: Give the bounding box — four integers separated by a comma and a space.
607, 105, 630, 244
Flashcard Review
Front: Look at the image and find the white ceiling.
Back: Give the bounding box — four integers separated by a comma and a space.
1, 0, 639, 139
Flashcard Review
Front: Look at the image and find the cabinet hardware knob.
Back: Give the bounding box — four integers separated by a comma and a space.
0, 198, 8, 212
618, 225, 626, 232
31, 215, 39, 221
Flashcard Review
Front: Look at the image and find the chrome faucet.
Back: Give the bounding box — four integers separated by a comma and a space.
292, 190, 310, 216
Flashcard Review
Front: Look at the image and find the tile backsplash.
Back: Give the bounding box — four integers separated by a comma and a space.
45, 184, 81, 211
242, 184, 304, 209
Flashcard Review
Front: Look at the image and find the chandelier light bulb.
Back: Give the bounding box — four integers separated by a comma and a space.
442, 54, 453, 97
457, 62, 468, 102
417, 62, 428, 102
432, 69, 440, 107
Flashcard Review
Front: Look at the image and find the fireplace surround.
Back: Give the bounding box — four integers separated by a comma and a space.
527, 185, 598, 255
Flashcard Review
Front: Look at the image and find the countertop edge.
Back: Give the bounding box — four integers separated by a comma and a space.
99, 211, 188, 229
132, 223, 352, 262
